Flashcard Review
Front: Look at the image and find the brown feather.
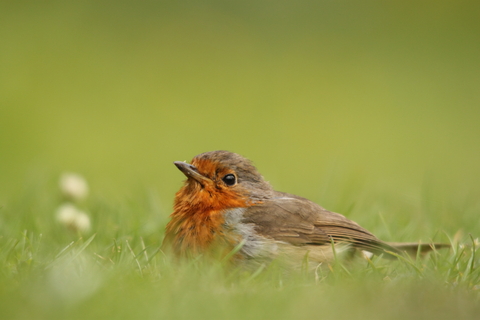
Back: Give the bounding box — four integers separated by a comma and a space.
241, 191, 401, 258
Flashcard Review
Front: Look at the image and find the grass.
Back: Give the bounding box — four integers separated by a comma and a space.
1, 178, 479, 320
1, 2, 479, 319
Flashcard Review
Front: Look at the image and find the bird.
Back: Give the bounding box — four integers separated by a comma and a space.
163, 150, 447, 269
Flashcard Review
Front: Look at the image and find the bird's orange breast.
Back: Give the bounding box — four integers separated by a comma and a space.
164, 182, 251, 256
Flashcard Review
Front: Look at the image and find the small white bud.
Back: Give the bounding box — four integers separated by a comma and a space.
56, 203, 77, 226
362, 250, 374, 259
74, 211, 92, 233
59, 173, 89, 201
56, 203, 91, 233
474, 238, 480, 247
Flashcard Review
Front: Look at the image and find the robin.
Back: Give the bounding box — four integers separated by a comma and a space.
163, 150, 446, 269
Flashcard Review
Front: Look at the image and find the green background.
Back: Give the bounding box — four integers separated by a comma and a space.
2, 0, 479, 199
2, 0, 480, 242
1, 1, 480, 319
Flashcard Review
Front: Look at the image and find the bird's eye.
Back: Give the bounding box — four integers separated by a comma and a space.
222, 174, 236, 186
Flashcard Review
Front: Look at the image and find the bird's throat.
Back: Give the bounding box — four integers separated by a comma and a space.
164, 186, 249, 255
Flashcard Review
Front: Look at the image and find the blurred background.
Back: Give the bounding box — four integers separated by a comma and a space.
1, 0, 479, 234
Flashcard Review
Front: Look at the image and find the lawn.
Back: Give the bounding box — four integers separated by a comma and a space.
1, 1, 480, 319
1, 174, 479, 320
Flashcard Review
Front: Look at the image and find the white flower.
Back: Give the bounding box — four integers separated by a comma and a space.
56, 203, 77, 225
59, 173, 89, 201
474, 238, 480, 247
56, 203, 91, 233
362, 250, 374, 259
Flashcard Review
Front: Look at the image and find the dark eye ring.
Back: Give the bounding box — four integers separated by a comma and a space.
222, 174, 236, 186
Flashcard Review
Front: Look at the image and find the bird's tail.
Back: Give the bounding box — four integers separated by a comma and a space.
387, 242, 451, 257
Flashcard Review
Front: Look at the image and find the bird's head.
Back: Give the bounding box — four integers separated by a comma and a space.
173, 150, 273, 212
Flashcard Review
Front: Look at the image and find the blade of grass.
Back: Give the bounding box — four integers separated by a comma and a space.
385, 250, 423, 277
66, 233, 97, 265
462, 234, 476, 283
415, 240, 422, 261
221, 239, 246, 264
126, 239, 143, 277
140, 237, 149, 262
330, 238, 352, 277
377, 211, 392, 239
246, 263, 266, 283
54, 241, 75, 259
147, 246, 162, 264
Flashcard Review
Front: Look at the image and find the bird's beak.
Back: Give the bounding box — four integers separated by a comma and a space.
174, 161, 210, 185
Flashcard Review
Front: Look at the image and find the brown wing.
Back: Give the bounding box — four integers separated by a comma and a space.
242, 192, 400, 257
